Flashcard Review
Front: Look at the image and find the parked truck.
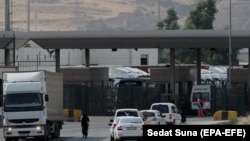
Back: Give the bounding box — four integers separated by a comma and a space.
2, 71, 64, 141
190, 84, 211, 115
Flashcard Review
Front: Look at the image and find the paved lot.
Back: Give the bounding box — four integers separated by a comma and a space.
0, 116, 229, 141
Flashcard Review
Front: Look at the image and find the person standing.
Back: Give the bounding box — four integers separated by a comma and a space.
180, 101, 187, 123
197, 99, 204, 118
81, 112, 90, 138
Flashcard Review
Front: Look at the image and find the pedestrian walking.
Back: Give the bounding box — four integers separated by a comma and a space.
81, 112, 90, 138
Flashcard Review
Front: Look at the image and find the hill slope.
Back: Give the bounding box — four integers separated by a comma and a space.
0, 0, 249, 31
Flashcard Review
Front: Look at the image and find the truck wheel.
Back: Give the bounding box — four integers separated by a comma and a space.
39, 135, 49, 141
5, 137, 18, 141
50, 123, 60, 139
40, 124, 50, 141
46, 124, 50, 141
39, 133, 49, 141
45, 135, 49, 141
5, 137, 12, 141
55, 123, 61, 138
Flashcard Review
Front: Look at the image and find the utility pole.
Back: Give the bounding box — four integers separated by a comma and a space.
225, 0, 232, 111
158, 0, 161, 21
5, 0, 10, 31
27, 0, 30, 31
34, 0, 39, 31
228, 0, 232, 90
5, 0, 11, 67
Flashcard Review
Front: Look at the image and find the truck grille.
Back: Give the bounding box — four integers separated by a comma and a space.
9, 119, 39, 123
18, 131, 30, 134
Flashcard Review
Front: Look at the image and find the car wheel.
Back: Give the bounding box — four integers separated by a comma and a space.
166, 121, 175, 125
110, 135, 114, 141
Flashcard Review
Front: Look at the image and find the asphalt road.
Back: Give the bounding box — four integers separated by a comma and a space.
0, 116, 228, 141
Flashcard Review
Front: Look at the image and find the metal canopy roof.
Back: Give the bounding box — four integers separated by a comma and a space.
0, 31, 29, 49
1, 30, 250, 50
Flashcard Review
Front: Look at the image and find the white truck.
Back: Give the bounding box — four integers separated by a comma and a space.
190, 84, 211, 115
2, 71, 64, 141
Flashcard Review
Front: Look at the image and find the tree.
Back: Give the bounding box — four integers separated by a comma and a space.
157, 7, 180, 63
184, 0, 218, 29
182, 0, 218, 64
157, 7, 180, 30
180, 0, 239, 65
157, 0, 240, 65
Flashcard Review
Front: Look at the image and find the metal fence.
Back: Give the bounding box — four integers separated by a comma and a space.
63, 83, 115, 116
16, 61, 56, 72
0, 60, 248, 116
63, 83, 164, 116
210, 84, 247, 116
63, 83, 249, 116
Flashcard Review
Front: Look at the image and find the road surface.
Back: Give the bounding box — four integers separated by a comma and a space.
0, 116, 228, 141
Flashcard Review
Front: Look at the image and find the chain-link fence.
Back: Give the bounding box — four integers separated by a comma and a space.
16, 60, 56, 72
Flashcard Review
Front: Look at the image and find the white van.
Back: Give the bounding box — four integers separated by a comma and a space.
190, 84, 211, 114
150, 102, 181, 125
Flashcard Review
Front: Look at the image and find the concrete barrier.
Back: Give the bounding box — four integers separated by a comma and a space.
213, 110, 237, 120
63, 109, 82, 122
73, 109, 82, 121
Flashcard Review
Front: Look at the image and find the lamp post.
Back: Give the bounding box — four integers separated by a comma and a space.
226, 0, 232, 111
27, 0, 30, 31
5, 0, 10, 31
158, 0, 161, 21
228, 0, 232, 90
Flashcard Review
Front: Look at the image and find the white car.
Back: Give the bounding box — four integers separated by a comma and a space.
109, 108, 140, 124
139, 109, 165, 125
112, 116, 144, 141
109, 117, 119, 141
150, 102, 181, 125
109, 108, 140, 141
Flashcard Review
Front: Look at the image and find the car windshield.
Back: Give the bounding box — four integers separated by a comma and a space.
142, 112, 155, 117
116, 111, 138, 117
151, 105, 169, 113
120, 118, 142, 124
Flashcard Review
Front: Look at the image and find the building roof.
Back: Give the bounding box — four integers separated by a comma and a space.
0, 30, 250, 50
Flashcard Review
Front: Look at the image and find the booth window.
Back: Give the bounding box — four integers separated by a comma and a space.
140, 54, 148, 65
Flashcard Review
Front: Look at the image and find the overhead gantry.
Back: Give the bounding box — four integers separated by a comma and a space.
1, 30, 250, 102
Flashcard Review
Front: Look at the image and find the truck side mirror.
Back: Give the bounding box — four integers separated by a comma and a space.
45, 95, 49, 102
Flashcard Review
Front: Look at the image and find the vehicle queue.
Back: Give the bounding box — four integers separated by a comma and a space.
108, 102, 182, 141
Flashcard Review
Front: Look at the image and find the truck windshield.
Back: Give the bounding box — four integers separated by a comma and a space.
192, 92, 209, 101
4, 93, 42, 108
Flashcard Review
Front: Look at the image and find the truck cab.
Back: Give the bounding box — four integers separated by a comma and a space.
190, 84, 211, 115
2, 71, 64, 141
